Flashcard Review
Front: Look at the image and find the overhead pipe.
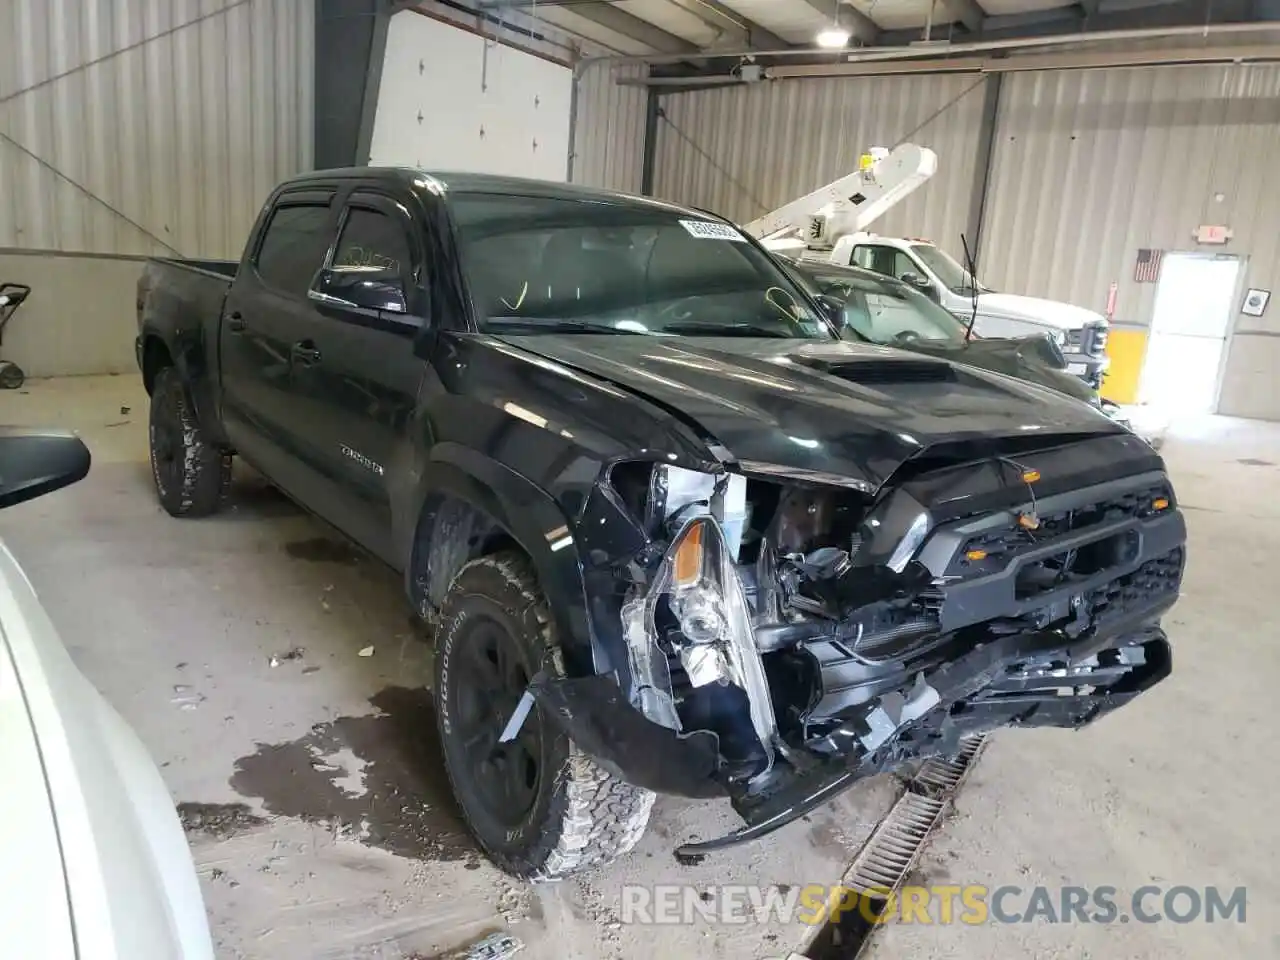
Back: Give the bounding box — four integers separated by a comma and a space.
582, 20, 1280, 68
618, 40, 1280, 86
769, 42, 1280, 77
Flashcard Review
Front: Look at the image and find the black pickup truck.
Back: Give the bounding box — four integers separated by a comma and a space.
136, 168, 1185, 879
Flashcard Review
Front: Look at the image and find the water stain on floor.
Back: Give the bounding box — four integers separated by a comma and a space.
229, 686, 475, 862
177, 801, 267, 839
283, 537, 363, 564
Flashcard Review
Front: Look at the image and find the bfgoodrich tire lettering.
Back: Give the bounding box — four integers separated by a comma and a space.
434, 550, 654, 880
149, 366, 231, 517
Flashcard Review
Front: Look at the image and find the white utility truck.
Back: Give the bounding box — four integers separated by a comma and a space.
747, 145, 1110, 389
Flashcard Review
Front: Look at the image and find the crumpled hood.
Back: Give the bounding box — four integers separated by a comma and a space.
978, 292, 1105, 331
497, 335, 1121, 492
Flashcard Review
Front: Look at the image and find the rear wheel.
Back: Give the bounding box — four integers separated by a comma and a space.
0, 360, 23, 389
149, 366, 231, 517
434, 551, 654, 880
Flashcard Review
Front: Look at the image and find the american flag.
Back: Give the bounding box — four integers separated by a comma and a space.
1134, 248, 1164, 283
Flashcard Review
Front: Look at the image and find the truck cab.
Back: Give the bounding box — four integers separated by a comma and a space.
826, 233, 1111, 388
135, 167, 1183, 880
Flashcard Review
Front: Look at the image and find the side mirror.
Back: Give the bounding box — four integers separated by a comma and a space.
900, 273, 941, 304
0, 428, 91, 510
0, 282, 31, 310
815, 293, 846, 326
309, 266, 408, 314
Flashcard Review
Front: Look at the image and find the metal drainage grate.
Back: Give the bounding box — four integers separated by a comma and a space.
801, 734, 988, 960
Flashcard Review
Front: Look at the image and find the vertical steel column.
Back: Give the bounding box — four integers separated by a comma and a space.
965, 72, 1003, 259
315, 0, 393, 169
640, 83, 661, 196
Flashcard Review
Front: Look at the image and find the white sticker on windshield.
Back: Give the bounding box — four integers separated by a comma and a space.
679, 219, 747, 242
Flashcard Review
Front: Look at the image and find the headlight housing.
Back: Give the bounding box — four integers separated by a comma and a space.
621, 515, 777, 768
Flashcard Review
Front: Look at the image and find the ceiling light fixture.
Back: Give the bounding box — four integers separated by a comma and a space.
815, 26, 852, 48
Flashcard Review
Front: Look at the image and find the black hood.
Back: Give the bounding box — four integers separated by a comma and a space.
496, 335, 1121, 492
902, 335, 1096, 403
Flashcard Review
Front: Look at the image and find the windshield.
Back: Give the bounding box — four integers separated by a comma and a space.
790, 263, 970, 345
450, 193, 832, 339
909, 243, 986, 294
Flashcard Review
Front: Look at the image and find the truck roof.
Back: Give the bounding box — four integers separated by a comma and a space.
285, 166, 715, 221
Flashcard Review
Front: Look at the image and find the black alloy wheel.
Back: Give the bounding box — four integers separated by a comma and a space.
449, 614, 542, 827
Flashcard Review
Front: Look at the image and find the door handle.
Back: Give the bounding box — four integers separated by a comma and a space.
226, 311, 246, 333
291, 341, 322, 366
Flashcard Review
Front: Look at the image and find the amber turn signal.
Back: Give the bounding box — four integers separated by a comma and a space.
672, 521, 705, 586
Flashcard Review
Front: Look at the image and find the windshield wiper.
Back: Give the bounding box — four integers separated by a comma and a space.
485, 316, 639, 334
662, 321, 799, 339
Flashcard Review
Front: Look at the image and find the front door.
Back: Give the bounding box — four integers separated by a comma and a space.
285, 189, 428, 564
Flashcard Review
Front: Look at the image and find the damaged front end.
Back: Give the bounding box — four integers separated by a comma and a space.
533, 434, 1185, 852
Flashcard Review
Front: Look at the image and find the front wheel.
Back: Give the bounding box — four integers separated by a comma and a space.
149, 366, 231, 517
434, 551, 654, 880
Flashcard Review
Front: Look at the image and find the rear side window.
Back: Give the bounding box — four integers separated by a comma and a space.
333, 208, 413, 281
255, 203, 332, 296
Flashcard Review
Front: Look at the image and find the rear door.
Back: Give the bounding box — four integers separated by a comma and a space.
220, 188, 339, 496
284, 187, 429, 563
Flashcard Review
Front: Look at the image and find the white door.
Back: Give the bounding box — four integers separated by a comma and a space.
1138, 253, 1241, 415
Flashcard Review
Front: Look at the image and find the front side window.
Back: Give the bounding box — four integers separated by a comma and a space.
333, 207, 414, 280
450, 193, 832, 339
801, 268, 968, 345
255, 203, 332, 296
908, 243, 984, 294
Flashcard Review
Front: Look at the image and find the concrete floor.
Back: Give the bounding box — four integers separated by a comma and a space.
2, 376, 1276, 959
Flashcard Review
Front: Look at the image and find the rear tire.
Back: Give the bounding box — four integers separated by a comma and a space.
434, 551, 654, 880
149, 366, 231, 517
0, 360, 23, 389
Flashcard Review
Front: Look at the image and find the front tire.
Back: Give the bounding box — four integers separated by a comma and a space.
149, 366, 231, 517
434, 551, 654, 880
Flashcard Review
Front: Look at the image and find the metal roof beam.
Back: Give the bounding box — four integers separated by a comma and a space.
478, 0, 699, 52
660, 0, 794, 48
881, 0, 1269, 43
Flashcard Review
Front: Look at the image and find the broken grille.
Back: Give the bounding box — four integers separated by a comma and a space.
950, 481, 1173, 578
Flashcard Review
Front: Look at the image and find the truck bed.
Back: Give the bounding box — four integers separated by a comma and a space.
136, 258, 234, 341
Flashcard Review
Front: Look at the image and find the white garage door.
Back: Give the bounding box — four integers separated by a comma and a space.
369, 12, 573, 182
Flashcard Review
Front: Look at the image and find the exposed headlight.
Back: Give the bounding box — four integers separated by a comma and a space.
1050, 329, 1068, 346
621, 516, 777, 765
887, 510, 931, 572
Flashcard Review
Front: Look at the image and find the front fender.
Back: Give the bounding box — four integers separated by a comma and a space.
399, 443, 618, 678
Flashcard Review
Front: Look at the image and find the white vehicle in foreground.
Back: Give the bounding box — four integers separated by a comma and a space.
750, 144, 1111, 389
0, 427, 214, 959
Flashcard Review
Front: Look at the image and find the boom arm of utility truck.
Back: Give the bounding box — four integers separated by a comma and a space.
743, 143, 937, 246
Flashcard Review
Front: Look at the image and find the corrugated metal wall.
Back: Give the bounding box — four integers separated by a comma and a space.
0, 0, 314, 259
982, 63, 1280, 418
570, 61, 647, 194
650, 73, 989, 252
